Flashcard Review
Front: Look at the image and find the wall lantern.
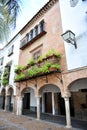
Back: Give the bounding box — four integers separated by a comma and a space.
61, 30, 77, 49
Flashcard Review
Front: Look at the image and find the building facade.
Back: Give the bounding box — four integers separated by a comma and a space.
15, 0, 69, 126
0, 0, 87, 128
0, 34, 20, 113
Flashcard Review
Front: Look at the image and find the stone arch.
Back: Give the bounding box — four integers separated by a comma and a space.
1, 88, 6, 96
66, 78, 87, 120
21, 87, 36, 96
38, 83, 65, 115
7, 87, 14, 96
38, 83, 62, 96
63, 69, 87, 90
0, 88, 6, 110
21, 87, 37, 114
6, 87, 14, 112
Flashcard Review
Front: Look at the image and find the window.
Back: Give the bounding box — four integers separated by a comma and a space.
33, 50, 41, 61
34, 26, 38, 36
8, 45, 14, 56
0, 57, 4, 66
30, 30, 33, 40
40, 20, 45, 32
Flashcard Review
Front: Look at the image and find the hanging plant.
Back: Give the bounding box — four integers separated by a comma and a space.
45, 49, 61, 59
2, 67, 10, 87
15, 73, 26, 81
28, 58, 36, 66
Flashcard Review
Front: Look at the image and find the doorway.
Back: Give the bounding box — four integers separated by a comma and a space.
44, 92, 52, 113
23, 93, 30, 109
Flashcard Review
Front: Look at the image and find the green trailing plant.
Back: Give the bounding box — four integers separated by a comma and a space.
28, 66, 40, 77
3, 69, 9, 76
14, 65, 25, 74
40, 62, 51, 74
2, 77, 9, 87
15, 73, 26, 81
28, 58, 36, 66
2, 67, 10, 86
45, 49, 61, 59
50, 64, 61, 70
37, 56, 44, 63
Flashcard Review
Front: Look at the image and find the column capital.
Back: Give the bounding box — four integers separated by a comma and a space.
62, 90, 71, 98
35, 95, 41, 98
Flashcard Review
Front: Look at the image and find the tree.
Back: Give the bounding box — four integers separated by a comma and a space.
0, 0, 21, 43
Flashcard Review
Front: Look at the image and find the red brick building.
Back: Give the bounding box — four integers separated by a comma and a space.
15, 0, 87, 128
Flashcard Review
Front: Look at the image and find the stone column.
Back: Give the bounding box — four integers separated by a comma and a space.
36, 96, 41, 120
5, 95, 8, 111
17, 96, 23, 115
64, 91, 72, 128
12, 95, 15, 113
52, 92, 55, 115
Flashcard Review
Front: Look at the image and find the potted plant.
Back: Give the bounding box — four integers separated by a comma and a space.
40, 62, 51, 74
28, 66, 39, 78
37, 56, 44, 63
50, 63, 61, 71
45, 49, 61, 59
28, 58, 36, 66
15, 73, 26, 81
14, 65, 24, 74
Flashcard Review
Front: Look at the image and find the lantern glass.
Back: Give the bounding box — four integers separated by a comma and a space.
61, 30, 75, 43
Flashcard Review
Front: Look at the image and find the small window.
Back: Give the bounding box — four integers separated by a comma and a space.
30, 30, 33, 40
0, 57, 4, 66
33, 50, 41, 61
40, 20, 45, 32
34, 26, 38, 36
8, 45, 14, 56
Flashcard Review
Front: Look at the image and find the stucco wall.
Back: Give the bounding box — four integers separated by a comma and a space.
59, 0, 87, 70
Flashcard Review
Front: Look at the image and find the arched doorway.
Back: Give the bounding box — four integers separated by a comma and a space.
22, 87, 36, 115
1, 88, 6, 110
7, 87, 14, 112
39, 84, 65, 115
70, 78, 87, 120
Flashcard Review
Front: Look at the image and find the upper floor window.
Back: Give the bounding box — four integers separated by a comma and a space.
0, 57, 4, 66
8, 45, 14, 56
40, 20, 45, 32
30, 30, 33, 40
34, 26, 38, 36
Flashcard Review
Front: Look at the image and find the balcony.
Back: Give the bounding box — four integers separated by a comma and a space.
20, 29, 47, 50
14, 50, 61, 82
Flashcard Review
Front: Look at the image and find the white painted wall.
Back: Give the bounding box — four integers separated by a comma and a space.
59, 0, 87, 70
0, 34, 20, 95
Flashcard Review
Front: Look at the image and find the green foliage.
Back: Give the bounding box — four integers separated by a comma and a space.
0, 0, 21, 42
15, 73, 26, 81
2, 77, 9, 87
14, 49, 62, 81
45, 49, 61, 58
28, 58, 36, 66
28, 66, 40, 77
50, 64, 61, 70
40, 62, 51, 74
2, 67, 10, 86
37, 56, 44, 63
14, 66, 24, 74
